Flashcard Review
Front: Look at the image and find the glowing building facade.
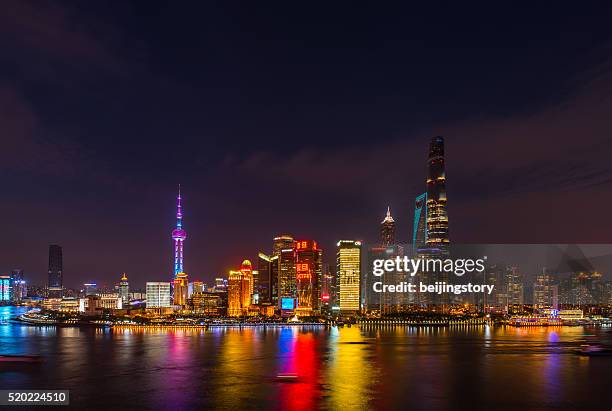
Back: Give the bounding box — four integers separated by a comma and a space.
275, 235, 296, 308
119, 273, 129, 305
171, 186, 187, 279
227, 260, 254, 316
10, 269, 26, 304
173, 272, 189, 307
426, 136, 449, 248
0, 276, 10, 302
146, 282, 172, 308
295, 239, 323, 315
337, 240, 362, 314
380, 207, 395, 246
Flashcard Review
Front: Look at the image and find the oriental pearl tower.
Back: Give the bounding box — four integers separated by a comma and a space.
172, 185, 187, 279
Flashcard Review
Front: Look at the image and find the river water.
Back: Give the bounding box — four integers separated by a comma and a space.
1, 306, 611, 410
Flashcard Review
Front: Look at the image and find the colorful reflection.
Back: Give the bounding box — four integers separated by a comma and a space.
276, 328, 321, 410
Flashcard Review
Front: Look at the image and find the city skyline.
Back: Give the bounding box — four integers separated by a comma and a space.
3, 3, 612, 288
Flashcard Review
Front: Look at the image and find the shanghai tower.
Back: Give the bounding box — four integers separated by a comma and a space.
426, 136, 449, 248
171, 185, 187, 279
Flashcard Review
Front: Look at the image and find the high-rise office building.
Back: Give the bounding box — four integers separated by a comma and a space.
295, 239, 322, 315
533, 269, 558, 309
146, 282, 172, 308
257, 252, 278, 305
214, 278, 228, 292
0, 276, 11, 302
173, 272, 189, 307
275, 236, 296, 308
413, 193, 427, 250
426, 136, 449, 248
366, 208, 405, 313
273, 235, 294, 255
171, 185, 187, 280
47, 244, 63, 298
10, 269, 25, 304
337, 240, 362, 314
119, 273, 129, 305
227, 260, 254, 316
380, 207, 395, 246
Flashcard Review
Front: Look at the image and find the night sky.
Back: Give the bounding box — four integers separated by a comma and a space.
2, 1, 612, 289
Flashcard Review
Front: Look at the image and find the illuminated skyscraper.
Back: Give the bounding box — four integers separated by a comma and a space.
257, 252, 278, 305
171, 185, 187, 279
47, 244, 63, 298
119, 273, 129, 305
227, 260, 254, 316
380, 207, 395, 246
274, 235, 296, 308
273, 235, 294, 256
366, 208, 405, 313
426, 136, 449, 248
10, 269, 25, 304
413, 193, 427, 250
146, 282, 172, 308
295, 239, 323, 315
0, 276, 10, 302
337, 240, 362, 314
533, 269, 558, 309
173, 272, 189, 307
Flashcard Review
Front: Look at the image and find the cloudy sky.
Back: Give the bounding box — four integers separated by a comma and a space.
2, 1, 612, 288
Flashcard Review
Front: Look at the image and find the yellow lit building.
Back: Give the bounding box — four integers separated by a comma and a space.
173, 272, 189, 307
337, 240, 362, 314
228, 260, 254, 317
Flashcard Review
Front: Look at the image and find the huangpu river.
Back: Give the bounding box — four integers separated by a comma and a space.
1, 306, 611, 410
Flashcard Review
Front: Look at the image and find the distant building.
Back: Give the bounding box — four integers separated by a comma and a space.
506, 266, 524, 308
275, 235, 296, 309
10, 269, 26, 304
192, 281, 204, 294
320, 263, 334, 312
412, 193, 427, 250
0, 276, 11, 302
227, 260, 254, 316
426, 136, 449, 249
98, 293, 123, 310
83, 283, 98, 296
119, 273, 129, 305
380, 207, 395, 246
257, 252, 273, 304
190, 291, 221, 316
533, 269, 558, 309
47, 244, 63, 298
295, 239, 322, 315
173, 272, 189, 307
146, 282, 172, 308
214, 278, 227, 292
337, 240, 362, 314
366, 208, 407, 313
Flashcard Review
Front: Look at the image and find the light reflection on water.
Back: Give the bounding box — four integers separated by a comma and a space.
1, 306, 611, 410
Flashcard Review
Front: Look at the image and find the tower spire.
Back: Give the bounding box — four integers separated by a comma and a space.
176, 184, 183, 227
171, 184, 187, 279
381, 206, 394, 224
